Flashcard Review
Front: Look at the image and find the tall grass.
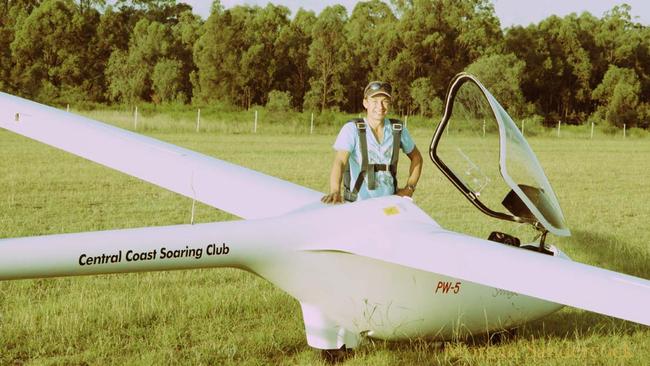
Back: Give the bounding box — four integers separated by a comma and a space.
1, 108, 648, 364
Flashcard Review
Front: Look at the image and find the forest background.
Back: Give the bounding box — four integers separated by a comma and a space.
1, 0, 649, 129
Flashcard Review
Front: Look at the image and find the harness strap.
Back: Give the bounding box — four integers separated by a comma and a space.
343, 119, 364, 202
353, 120, 370, 192
389, 118, 403, 192
343, 118, 403, 202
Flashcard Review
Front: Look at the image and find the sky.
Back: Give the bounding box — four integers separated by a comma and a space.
182, 0, 650, 26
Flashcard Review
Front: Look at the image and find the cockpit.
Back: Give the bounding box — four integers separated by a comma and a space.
429, 73, 570, 252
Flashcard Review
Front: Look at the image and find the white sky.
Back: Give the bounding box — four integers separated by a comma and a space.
182, 0, 650, 26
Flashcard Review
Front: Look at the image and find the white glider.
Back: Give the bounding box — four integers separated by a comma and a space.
0, 74, 648, 351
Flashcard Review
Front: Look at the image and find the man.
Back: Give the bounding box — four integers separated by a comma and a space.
321, 81, 423, 204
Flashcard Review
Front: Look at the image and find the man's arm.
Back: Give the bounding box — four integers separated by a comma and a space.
321, 150, 350, 204
395, 146, 423, 198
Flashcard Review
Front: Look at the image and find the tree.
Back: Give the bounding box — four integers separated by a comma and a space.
304, 5, 350, 112
105, 14, 194, 104
596, 5, 650, 114
596, 5, 640, 68
193, 5, 253, 105
344, 0, 397, 111
0, 2, 40, 93
409, 77, 438, 117
238, 4, 290, 108
505, 15, 591, 122
592, 65, 640, 127
77, 0, 105, 14
96, 5, 136, 54
266, 90, 292, 112
465, 53, 527, 117
115, 0, 190, 24
171, 9, 201, 102
105, 49, 148, 103
11, 0, 99, 102
273, 9, 315, 110
385, 0, 502, 113
152, 58, 184, 103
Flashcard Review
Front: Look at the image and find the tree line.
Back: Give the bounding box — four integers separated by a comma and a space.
1, 0, 649, 128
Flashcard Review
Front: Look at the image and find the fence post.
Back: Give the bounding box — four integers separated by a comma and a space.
134, 106, 138, 130
310, 112, 314, 134
624, 123, 626, 138
591, 121, 594, 139
521, 120, 525, 136
66, 104, 70, 112
190, 199, 196, 225
254, 110, 258, 133
405, 115, 408, 128
557, 120, 561, 137
196, 108, 201, 132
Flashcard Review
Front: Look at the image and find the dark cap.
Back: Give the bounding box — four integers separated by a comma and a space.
364, 81, 392, 99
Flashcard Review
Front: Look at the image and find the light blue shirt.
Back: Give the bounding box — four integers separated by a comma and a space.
333, 118, 415, 201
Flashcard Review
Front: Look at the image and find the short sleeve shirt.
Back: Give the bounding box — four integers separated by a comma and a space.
333, 118, 416, 201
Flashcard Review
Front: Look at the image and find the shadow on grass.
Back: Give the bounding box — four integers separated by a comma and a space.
361, 310, 645, 356
519, 308, 646, 341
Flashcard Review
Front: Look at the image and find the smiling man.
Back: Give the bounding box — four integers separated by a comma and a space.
321, 81, 423, 204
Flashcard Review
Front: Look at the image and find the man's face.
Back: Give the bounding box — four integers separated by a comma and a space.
363, 94, 391, 121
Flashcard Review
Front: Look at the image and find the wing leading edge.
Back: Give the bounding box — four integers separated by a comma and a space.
0, 93, 323, 219
347, 224, 650, 326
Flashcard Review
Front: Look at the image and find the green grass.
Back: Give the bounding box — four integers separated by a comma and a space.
1, 110, 649, 365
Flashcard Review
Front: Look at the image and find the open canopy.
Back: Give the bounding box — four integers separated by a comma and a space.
430, 73, 570, 237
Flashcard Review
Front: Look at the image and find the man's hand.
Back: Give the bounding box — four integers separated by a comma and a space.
321, 192, 343, 204
396, 186, 415, 197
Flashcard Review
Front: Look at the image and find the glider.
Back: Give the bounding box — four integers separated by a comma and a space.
0, 73, 647, 351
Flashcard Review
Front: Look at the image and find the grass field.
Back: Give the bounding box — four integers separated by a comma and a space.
1, 110, 649, 365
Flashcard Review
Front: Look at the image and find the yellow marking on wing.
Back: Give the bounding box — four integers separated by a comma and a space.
383, 206, 400, 216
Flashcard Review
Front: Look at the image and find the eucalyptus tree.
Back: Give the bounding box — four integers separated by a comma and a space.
409, 77, 439, 117
11, 0, 99, 102
304, 5, 350, 112
77, 0, 105, 14
0, 1, 41, 92
193, 5, 246, 105
386, 0, 501, 113
152, 58, 184, 103
344, 0, 397, 112
238, 4, 291, 108
592, 65, 641, 128
465, 53, 527, 117
106, 17, 184, 103
274, 9, 316, 110
505, 15, 591, 122
170, 10, 202, 102
595, 4, 650, 110
115, 0, 191, 24
194, 4, 291, 108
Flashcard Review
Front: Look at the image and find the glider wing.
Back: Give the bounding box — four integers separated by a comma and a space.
0, 93, 323, 219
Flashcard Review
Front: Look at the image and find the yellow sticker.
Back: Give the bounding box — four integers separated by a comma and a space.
383, 206, 400, 216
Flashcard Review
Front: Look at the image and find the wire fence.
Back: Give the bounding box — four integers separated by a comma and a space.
62, 105, 649, 139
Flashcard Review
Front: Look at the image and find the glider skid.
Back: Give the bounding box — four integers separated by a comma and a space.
300, 302, 360, 350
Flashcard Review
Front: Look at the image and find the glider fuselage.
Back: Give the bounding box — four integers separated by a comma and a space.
0, 195, 565, 348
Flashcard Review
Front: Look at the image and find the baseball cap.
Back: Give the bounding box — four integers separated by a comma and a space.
364, 81, 392, 99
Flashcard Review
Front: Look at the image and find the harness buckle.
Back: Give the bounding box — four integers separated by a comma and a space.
392, 123, 403, 131
356, 121, 367, 130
